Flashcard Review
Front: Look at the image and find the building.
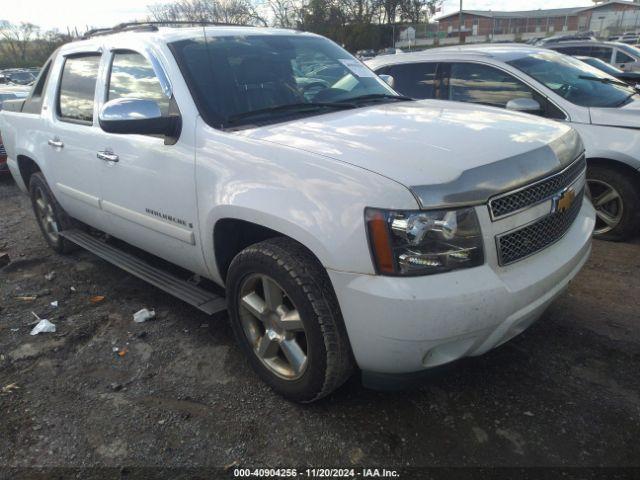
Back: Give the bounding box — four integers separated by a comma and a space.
437, 0, 640, 39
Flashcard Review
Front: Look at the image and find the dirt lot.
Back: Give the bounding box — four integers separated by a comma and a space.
1, 175, 639, 473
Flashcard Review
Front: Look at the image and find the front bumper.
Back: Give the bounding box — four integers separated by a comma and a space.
328, 200, 595, 376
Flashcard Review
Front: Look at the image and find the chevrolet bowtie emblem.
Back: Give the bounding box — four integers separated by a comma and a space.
552, 187, 576, 214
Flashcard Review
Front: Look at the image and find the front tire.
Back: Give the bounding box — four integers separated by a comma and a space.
29, 172, 78, 254
226, 237, 353, 402
587, 166, 640, 241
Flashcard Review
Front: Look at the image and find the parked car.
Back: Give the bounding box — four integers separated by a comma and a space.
356, 49, 376, 61
576, 56, 640, 88
525, 36, 545, 45
537, 33, 596, 46
377, 47, 404, 55
0, 85, 30, 175
2, 69, 36, 85
368, 45, 640, 240
0, 26, 594, 401
546, 40, 640, 72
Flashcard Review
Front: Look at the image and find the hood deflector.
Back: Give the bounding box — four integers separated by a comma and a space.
409, 129, 584, 209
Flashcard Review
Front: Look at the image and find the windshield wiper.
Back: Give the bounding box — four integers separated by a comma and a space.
226, 102, 356, 125
578, 75, 631, 89
337, 93, 412, 104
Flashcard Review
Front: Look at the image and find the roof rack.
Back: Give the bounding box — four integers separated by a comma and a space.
82, 21, 255, 39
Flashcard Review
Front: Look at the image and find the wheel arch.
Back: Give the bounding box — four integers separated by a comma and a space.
587, 157, 640, 189
212, 215, 334, 284
16, 154, 42, 190
214, 218, 283, 283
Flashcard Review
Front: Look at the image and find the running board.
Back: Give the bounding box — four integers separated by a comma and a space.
59, 229, 226, 315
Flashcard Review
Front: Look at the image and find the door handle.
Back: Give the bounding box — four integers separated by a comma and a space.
48, 138, 64, 148
97, 151, 119, 163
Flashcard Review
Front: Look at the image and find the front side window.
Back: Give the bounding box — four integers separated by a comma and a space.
615, 49, 635, 64
381, 62, 438, 99
169, 33, 401, 129
617, 43, 640, 60
58, 54, 101, 123
508, 51, 636, 108
447, 62, 534, 108
108, 51, 170, 115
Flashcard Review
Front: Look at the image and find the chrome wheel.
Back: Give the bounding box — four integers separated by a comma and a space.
238, 274, 308, 380
588, 179, 624, 235
34, 185, 60, 243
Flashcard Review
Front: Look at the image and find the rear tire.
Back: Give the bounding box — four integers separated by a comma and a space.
29, 172, 78, 254
226, 237, 353, 402
588, 165, 640, 241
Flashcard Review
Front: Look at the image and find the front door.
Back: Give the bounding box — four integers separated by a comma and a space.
96, 50, 205, 275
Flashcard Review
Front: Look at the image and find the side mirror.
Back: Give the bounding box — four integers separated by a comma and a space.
379, 74, 395, 89
506, 97, 542, 113
99, 98, 180, 140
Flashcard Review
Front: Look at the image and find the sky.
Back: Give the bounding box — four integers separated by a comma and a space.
0, 0, 598, 32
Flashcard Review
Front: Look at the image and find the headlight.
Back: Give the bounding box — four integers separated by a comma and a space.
365, 207, 484, 276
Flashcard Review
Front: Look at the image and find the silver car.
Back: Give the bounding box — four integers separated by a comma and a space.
368, 45, 640, 240
545, 40, 640, 72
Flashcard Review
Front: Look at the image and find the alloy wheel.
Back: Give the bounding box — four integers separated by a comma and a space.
588, 179, 624, 235
238, 274, 308, 380
34, 186, 60, 243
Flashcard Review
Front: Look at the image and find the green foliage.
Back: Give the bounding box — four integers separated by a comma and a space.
0, 22, 71, 69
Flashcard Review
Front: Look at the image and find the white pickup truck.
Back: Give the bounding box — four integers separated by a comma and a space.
0, 25, 595, 402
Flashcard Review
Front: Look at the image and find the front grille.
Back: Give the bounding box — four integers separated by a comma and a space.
489, 155, 586, 220
0, 143, 6, 156
496, 188, 584, 266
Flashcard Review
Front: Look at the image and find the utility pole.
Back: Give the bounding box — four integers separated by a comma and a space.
459, 0, 464, 43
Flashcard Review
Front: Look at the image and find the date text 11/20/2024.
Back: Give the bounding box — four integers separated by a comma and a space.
233, 468, 400, 478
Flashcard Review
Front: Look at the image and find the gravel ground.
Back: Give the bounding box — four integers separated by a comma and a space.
1, 175, 639, 473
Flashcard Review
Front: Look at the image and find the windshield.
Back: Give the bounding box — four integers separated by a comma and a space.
169, 34, 399, 128
508, 51, 636, 108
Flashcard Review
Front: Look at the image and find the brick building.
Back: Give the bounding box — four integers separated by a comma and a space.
437, 0, 640, 38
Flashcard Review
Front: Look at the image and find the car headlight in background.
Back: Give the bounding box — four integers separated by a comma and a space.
365, 207, 484, 276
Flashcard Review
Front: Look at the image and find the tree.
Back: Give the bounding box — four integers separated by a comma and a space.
265, 0, 302, 29
148, 0, 267, 26
0, 21, 40, 65
399, 0, 439, 24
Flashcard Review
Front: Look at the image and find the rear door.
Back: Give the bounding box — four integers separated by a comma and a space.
96, 49, 205, 275
47, 52, 110, 231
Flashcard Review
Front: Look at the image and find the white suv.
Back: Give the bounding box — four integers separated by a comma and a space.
0, 26, 594, 401
369, 45, 640, 241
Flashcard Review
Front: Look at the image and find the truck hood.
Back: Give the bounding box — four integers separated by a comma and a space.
590, 98, 640, 129
240, 100, 582, 208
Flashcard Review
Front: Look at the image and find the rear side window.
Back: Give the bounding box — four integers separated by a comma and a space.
380, 62, 438, 99
554, 46, 581, 56
57, 54, 101, 123
107, 51, 170, 115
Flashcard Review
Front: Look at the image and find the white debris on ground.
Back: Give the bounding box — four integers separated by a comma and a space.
133, 308, 156, 323
30, 319, 56, 335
